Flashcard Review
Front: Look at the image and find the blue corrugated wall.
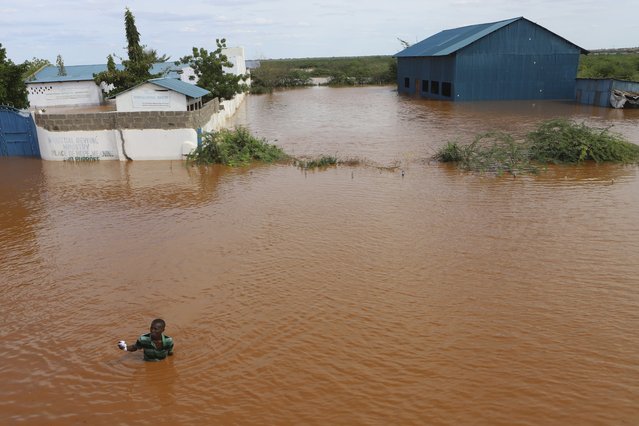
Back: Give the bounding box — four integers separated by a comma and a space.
576, 78, 639, 107
397, 56, 456, 99
398, 19, 581, 101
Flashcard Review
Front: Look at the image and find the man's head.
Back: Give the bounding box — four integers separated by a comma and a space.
150, 318, 166, 339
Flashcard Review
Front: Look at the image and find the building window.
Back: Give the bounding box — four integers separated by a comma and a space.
430, 81, 439, 95
442, 82, 452, 97
404, 77, 410, 88
421, 80, 429, 92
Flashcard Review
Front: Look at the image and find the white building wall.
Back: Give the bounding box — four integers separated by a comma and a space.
121, 129, 198, 160
35, 92, 246, 161
116, 83, 188, 112
201, 92, 246, 132
27, 81, 104, 109
223, 47, 247, 75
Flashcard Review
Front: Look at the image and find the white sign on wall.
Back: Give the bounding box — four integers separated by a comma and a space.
132, 91, 170, 109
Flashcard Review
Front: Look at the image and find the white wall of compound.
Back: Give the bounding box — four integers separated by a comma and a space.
36, 92, 246, 161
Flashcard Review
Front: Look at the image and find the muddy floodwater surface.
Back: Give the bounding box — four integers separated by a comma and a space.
1, 86, 639, 425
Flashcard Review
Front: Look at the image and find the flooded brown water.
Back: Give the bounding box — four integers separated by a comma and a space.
2, 86, 639, 425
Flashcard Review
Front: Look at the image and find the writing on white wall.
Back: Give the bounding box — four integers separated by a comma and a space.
47, 134, 116, 161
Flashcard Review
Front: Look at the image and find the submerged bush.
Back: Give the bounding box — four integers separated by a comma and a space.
527, 118, 639, 164
434, 119, 639, 175
187, 127, 288, 166
294, 155, 338, 169
292, 156, 365, 170
434, 132, 536, 175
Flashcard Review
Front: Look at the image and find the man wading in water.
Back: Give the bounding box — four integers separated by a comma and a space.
118, 319, 174, 361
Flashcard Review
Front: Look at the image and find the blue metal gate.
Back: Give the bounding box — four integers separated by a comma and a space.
0, 106, 40, 157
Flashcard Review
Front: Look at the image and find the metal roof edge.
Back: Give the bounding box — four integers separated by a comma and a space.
147, 77, 211, 98
108, 78, 210, 99
394, 17, 588, 57
438, 17, 521, 55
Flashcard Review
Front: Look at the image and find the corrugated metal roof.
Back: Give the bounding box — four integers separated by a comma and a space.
146, 78, 210, 98
27, 62, 185, 83
394, 17, 586, 57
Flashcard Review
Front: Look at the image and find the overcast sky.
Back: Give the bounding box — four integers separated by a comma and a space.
1, 0, 637, 65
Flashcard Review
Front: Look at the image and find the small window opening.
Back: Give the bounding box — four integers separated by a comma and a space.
442, 82, 452, 97
430, 81, 439, 95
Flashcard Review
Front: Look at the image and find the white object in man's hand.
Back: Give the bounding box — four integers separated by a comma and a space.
118, 340, 127, 351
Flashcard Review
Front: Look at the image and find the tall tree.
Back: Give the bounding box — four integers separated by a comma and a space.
56, 54, 67, 76
0, 44, 29, 108
176, 38, 248, 101
124, 8, 143, 63
94, 8, 162, 95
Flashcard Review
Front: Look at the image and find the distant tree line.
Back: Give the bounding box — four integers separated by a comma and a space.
249, 56, 397, 93
578, 53, 639, 81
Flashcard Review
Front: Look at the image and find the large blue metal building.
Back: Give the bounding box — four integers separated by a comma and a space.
395, 17, 587, 101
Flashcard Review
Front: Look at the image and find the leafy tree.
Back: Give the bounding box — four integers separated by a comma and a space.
0, 43, 29, 108
93, 7, 163, 95
107, 54, 116, 73
144, 48, 170, 63
23, 57, 51, 80
56, 54, 67, 76
176, 38, 248, 101
124, 8, 143, 63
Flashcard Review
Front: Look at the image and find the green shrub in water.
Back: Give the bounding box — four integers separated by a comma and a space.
527, 118, 639, 164
294, 155, 338, 169
434, 119, 639, 175
434, 132, 536, 175
433, 142, 463, 163
187, 127, 288, 166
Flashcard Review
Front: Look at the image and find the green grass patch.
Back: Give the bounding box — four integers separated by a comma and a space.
186, 127, 288, 166
434, 119, 639, 175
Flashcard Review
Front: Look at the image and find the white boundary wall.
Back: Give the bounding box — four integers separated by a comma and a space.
35, 92, 246, 161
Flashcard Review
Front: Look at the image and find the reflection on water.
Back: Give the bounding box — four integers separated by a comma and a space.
1, 87, 639, 424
